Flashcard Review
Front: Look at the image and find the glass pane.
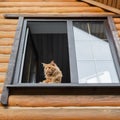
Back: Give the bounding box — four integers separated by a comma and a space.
89, 22, 107, 39
96, 61, 119, 83
75, 40, 93, 60
77, 61, 97, 83
73, 21, 119, 83
91, 40, 113, 60
73, 25, 92, 41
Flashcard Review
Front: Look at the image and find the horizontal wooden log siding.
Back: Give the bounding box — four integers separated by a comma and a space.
0, 25, 16, 31
0, 39, 14, 46
9, 95, 120, 107
0, 2, 90, 7
0, 1, 120, 120
0, 107, 120, 120
93, 0, 120, 9
0, 87, 3, 93
113, 18, 120, 23
0, 32, 15, 38
118, 31, 120, 37
0, 56, 10, 63
0, 7, 104, 13
0, 0, 77, 1
113, 18, 120, 37
0, 47, 12, 54
81, 0, 120, 14
0, 19, 18, 25
115, 24, 120, 30
0, 63, 8, 72
0, 83, 4, 93
0, 74, 6, 82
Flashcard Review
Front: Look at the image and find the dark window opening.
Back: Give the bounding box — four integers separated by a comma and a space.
21, 21, 70, 83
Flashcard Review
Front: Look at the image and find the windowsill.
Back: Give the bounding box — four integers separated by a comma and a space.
6, 83, 120, 88
6, 83, 120, 96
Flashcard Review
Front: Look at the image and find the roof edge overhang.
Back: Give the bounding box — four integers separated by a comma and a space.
80, 0, 120, 15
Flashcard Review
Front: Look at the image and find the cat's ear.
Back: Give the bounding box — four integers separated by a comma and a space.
42, 63, 46, 67
50, 60, 56, 66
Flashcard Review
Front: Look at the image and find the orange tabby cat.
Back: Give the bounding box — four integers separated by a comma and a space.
42, 61, 62, 83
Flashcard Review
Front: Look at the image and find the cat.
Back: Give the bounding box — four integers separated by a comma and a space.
42, 61, 63, 83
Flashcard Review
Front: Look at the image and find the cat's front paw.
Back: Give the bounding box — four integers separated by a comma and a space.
42, 79, 52, 83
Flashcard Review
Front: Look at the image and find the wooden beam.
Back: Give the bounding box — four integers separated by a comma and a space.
0, 7, 104, 13
0, 2, 90, 7
4, 12, 114, 19
0, 0, 76, 1
81, 0, 120, 14
8, 95, 120, 107
0, 107, 120, 120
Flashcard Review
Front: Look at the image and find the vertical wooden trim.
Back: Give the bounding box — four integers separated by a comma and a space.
1, 17, 24, 105
67, 20, 78, 83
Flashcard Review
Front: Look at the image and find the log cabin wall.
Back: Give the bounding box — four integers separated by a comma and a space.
94, 0, 120, 9
114, 18, 120, 38
0, 0, 120, 119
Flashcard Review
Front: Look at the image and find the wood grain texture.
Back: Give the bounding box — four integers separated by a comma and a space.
8, 95, 120, 107
0, 55, 10, 63
0, 19, 18, 25
0, 25, 16, 31
118, 30, 120, 37
93, 0, 120, 9
0, 86, 3, 93
115, 24, 120, 30
0, 63, 8, 72
0, 74, 6, 82
0, 15, 4, 19
0, 1, 119, 115
81, 0, 120, 14
0, 0, 76, 1
4, 12, 114, 19
113, 18, 120, 24
0, 47, 12, 54
0, 7, 104, 13
0, 38, 14, 46
0, 2, 90, 7
0, 32, 15, 38
0, 83, 4, 94
0, 107, 120, 120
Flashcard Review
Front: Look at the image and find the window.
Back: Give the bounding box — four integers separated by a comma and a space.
73, 21, 119, 83
1, 16, 120, 105
20, 21, 70, 84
